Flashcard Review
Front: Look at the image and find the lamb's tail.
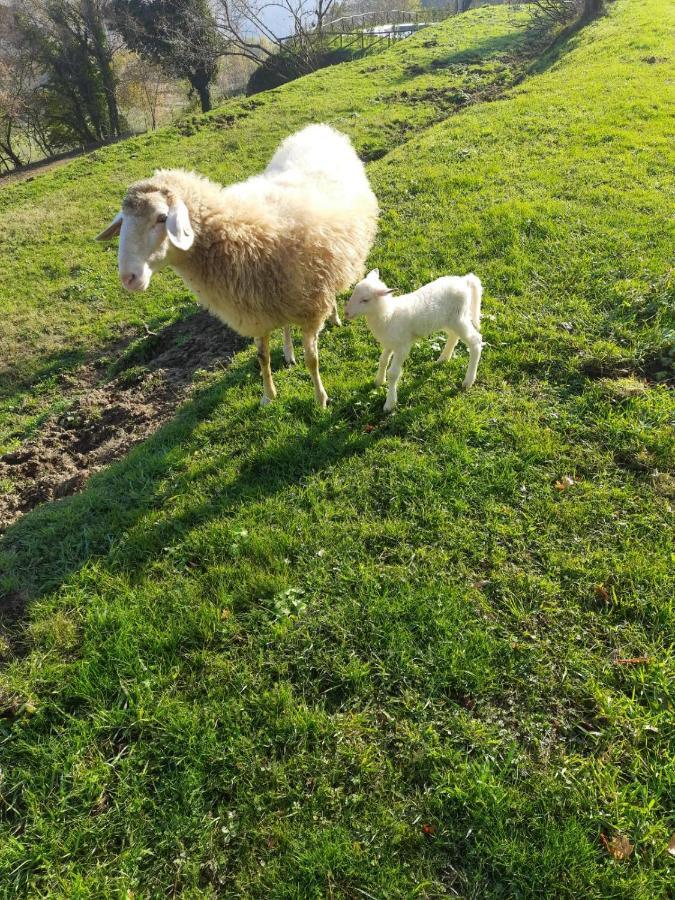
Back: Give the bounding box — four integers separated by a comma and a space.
465, 274, 482, 329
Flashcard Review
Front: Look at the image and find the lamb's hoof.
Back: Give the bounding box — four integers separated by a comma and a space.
329, 315, 342, 327
260, 394, 275, 407
461, 380, 474, 391
284, 355, 297, 367
383, 402, 395, 414
317, 393, 329, 409
374, 378, 385, 388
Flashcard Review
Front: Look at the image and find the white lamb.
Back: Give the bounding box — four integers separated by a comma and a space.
344, 269, 483, 412
96, 125, 378, 407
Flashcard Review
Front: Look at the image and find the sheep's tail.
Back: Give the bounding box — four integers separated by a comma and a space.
465, 273, 482, 329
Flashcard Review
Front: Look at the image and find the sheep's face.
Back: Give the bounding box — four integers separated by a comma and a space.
96, 189, 194, 292
344, 269, 393, 320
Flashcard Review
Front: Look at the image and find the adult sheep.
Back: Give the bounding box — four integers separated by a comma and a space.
96, 124, 379, 407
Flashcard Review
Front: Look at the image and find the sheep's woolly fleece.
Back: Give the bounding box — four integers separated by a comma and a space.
122, 125, 379, 338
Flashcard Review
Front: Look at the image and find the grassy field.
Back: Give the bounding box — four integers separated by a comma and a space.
0, 3, 542, 454
0, 0, 673, 896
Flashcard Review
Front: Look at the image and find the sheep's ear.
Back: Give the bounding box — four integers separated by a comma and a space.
375, 286, 393, 297
95, 212, 123, 241
166, 200, 194, 251
366, 268, 380, 281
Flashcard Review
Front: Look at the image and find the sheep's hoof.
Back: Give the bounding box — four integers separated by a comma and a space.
383, 402, 396, 414
260, 394, 275, 407
374, 377, 385, 387
317, 393, 329, 409
329, 315, 342, 327
284, 355, 297, 367
461, 379, 474, 391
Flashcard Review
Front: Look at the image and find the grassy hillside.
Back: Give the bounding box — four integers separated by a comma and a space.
1, 0, 674, 896
0, 4, 541, 454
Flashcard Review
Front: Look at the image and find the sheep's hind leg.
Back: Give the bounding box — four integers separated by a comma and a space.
384, 348, 409, 413
302, 329, 328, 408
455, 320, 482, 389
328, 302, 341, 327
255, 335, 277, 405
283, 326, 296, 366
437, 330, 459, 363
375, 349, 392, 387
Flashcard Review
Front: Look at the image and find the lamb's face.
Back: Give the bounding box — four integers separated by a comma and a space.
344, 269, 392, 320
96, 187, 194, 293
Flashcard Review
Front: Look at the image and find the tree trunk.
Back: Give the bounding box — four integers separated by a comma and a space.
583, 0, 603, 18
191, 72, 212, 113
83, 0, 122, 137
0, 135, 24, 169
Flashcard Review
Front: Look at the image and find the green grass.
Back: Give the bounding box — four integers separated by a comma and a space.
0, 0, 674, 896
0, 4, 542, 453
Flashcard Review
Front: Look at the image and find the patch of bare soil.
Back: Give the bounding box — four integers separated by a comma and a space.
0, 310, 248, 532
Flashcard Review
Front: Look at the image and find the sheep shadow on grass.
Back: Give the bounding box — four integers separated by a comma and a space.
0, 330, 439, 643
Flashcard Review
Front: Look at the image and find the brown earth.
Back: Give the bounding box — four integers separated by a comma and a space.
0, 310, 248, 532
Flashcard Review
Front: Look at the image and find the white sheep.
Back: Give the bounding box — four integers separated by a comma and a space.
344, 269, 483, 412
96, 125, 379, 407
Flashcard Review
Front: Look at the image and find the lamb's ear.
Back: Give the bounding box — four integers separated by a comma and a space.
375, 286, 393, 297
366, 268, 380, 281
166, 200, 194, 251
95, 211, 123, 241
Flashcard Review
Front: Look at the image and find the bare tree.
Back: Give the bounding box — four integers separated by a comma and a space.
214, 0, 340, 75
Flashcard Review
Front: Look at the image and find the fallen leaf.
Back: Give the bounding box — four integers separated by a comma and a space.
472, 579, 490, 589
668, 834, 675, 856
422, 823, 436, 836
595, 583, 610, 602
363, 424, 375, 433
555, 475, 576, 491
615, 657, 651, 666
220, 608, 231, 620
600, 833, 633, 860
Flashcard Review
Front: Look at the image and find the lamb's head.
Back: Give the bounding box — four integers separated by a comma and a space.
344, 269, 393, 321
96, 178, 194, 292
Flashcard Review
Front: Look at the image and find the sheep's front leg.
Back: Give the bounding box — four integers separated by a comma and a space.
255, 335, 277, 405
328, 302, 341, 327
384, 348, 409, 413
437, 330, 459, 363
283, 326, 296, 366
302, 329, 328, 408
455, 321, 482, 389
375, 348, 392, 387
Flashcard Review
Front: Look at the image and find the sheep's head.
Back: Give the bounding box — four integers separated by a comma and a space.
96, 180, 194, 292
344, 269, 393, 320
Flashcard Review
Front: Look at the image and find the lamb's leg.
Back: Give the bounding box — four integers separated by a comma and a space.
455, 320, 482, 389
283, 326, 296, 366
384, 348, 409, 413
255, 335, 277, 405
328, 302, 341, 327
437, 330, 459, 363
375, 349, 392, 387
302, 329, 328, 408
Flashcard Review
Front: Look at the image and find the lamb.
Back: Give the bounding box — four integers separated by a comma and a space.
96, 124, 379, 407
344, 269, 483, 412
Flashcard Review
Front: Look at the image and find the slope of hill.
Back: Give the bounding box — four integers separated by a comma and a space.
0, 4, 542, 454
0, 0, 673, 896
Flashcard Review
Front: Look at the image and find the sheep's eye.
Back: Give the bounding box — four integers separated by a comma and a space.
156, 214, 167, 224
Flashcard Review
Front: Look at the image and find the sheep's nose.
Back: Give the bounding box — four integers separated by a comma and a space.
121, 272, 137, 289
